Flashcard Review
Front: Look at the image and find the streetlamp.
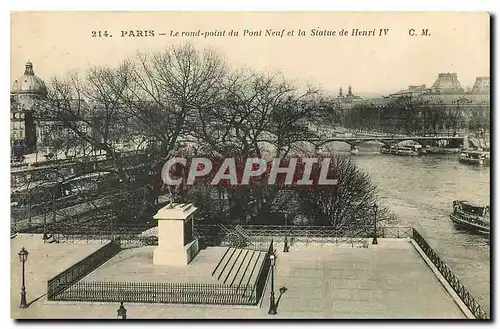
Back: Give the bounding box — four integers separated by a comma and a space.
283, 214, 289, 253
277, 286, 288, 308
268, 252, 277, 315
372, 203, 378, 245
117, 301, 127, 319
18, 247, 29, 308
43, 203, 48, 240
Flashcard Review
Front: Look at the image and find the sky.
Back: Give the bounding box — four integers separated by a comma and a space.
10, 12, 490, 97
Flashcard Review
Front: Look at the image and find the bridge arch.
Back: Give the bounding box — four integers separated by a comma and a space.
316, 139, 392, 150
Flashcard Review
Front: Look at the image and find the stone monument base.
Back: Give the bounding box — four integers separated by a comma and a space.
153, 239, 200, 266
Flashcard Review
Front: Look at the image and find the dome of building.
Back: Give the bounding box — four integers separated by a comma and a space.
11, 61, 47, 96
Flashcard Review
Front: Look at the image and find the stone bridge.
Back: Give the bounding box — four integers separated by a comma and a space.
306, 135, 465, 150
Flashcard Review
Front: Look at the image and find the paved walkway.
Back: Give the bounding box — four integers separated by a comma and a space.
11, 234, 105, 318
11, 236, 466, 319
274, 240, 464, 318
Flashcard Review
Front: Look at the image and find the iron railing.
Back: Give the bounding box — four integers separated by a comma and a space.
46, 224, 411, 249
12, 194, 115, 233
250, 239, 273, 303
43, 223, 487, 317
48, 239, 275, 306
47, 241, 121, 299
51, 281, 257, 305
52, 233, 154, 249
412, 229, 488, 319
194, 224, 369, 247
52, 234, 113, 244
380, 226, 414, 238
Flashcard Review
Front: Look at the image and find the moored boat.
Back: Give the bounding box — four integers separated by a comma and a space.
450, 200, 490, 236
380, 143, 422, 156
459, 149, 490, 166
423, 146, 461, 154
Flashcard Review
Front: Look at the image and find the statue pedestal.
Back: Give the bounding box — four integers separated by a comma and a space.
152, 203, 199, 266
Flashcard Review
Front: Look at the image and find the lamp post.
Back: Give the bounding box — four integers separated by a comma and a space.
372, 203, 378, 245
268, 252, 277, 315
43, 198, 48, 240
49, 179, 60, 239
283, 215, 289, 253
18, 247, 29, 308
117, 301, 127, 319
27, 188, 32, 228
110, 204, 114, 243
276, 286, 288, 309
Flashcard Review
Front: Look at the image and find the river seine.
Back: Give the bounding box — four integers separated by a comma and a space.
344, 144, 490, 313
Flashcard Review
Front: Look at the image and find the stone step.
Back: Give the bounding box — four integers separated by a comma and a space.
213, 247, 236, 280
239, 251, 263, 289
233, 250, 260, 288
227, 249, 252, 286
222, 248, 243, 283
222, 249, 247, 285
212, 247, 231, 279
247, 251, 267, 285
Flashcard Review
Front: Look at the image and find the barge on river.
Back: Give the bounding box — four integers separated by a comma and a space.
458, 149, 490, 166
450, 200, 490, 236
380, 143, 422, 156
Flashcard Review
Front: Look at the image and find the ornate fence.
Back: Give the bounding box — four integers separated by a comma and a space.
52, 234, 155, 249
50, 222, 158, 248
47, 241, 121, 300
380, 226, 413, 238
194, 224, 369, 247
411, 229, 488, 319
51, 234, 111, 244
44, 222, 487, 317
51, 281, 258, 305
47, 239, 274, 306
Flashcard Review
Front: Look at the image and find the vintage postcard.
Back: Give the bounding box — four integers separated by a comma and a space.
10, 12, 490, 319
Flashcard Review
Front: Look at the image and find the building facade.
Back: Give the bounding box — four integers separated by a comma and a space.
11, 61, 47, 156
358, 73, 490, 109
336, 85, 362, 109
11, 61, 136, 160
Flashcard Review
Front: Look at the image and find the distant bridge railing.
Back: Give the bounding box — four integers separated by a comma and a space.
307, 136, 465, 145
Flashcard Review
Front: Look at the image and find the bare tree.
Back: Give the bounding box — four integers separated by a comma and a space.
31, 42, 393, 233
116, 44, 227, 155
293, 153, 395, 228
192, 70, 328, 158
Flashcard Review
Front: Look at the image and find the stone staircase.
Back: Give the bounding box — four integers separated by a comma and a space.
212, 247, 266, 288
